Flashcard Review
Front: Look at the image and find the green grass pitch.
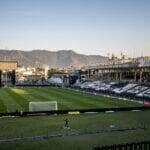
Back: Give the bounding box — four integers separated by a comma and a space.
0, 87, 149, 150
0, 111, 150, 150
0, 87, 141, 112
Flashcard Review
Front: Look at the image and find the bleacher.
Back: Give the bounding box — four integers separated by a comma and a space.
72, 81, 150, 102
137, 89, 150, 99
127, 86, 148, 95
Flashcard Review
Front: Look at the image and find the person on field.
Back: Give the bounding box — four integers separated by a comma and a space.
64, 118, 69, 128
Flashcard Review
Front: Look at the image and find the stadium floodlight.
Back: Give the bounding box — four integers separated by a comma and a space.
29, 101, 58, 112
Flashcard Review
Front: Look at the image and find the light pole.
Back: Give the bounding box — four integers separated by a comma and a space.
4, 70, 8, 87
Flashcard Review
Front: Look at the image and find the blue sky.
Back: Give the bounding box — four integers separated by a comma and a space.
0, 0, 150, 57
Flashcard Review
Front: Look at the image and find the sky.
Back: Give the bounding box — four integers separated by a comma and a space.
0, 0, 150, 57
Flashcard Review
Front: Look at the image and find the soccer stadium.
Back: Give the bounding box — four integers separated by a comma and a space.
0, 87, 149, 150
0, 59, 150, 150
0, 0, 150, 149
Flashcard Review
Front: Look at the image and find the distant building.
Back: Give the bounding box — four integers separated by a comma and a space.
0, 60, 18, 70
47, 69, 69, 85
0, 60, 18, 87
16, 67, 45, 84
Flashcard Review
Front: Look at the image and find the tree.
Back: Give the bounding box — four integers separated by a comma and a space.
11, 70, 16, 86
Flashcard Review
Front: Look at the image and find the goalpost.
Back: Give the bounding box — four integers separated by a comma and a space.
29, 101, 58, 112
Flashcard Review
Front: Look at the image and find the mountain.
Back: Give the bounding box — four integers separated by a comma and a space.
0, 49, 108, 68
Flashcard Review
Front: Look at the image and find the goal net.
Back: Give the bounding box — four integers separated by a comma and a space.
29, 101, 58, 112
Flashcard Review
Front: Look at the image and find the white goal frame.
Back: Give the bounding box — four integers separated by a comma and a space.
29, 101, 58, 112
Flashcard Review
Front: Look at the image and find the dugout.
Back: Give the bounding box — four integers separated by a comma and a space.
0, 60, 18, 87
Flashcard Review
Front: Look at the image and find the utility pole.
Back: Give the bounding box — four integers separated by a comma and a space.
5, 70, 8, 87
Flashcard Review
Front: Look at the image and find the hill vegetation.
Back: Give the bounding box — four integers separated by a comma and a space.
0, 49, 108, 68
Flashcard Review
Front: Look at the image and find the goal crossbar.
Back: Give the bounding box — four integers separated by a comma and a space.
29, 101, 58, 112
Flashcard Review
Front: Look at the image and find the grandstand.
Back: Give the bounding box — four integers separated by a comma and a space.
0, 58, 150, 150
72, 80, 150, 104
70, 57, 150, 106
81, 57, 150, 83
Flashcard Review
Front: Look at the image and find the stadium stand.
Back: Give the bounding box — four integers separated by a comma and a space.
137, 89, 150, 98
72, 81, 150, 103
127, 86, 148, 95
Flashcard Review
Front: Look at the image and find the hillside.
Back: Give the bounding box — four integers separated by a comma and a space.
0, 49, 108, 68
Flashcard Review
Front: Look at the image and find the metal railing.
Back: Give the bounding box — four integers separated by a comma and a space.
94, 140, 150, 150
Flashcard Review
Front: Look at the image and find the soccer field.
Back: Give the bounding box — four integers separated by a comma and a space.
0, 87, 149, 150
0, 111, 150, 150
0, 87, 141, 113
